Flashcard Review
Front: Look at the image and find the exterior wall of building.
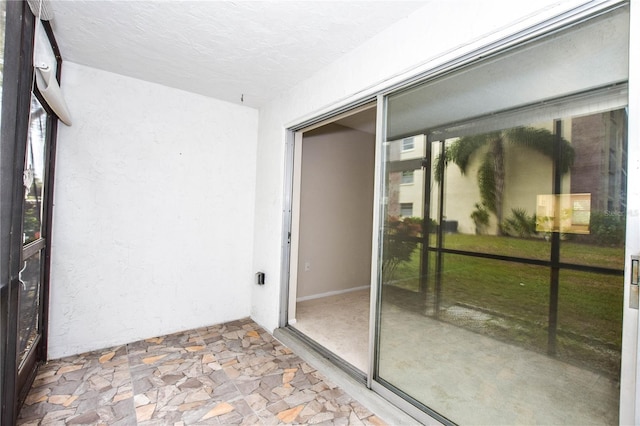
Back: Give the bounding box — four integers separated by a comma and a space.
251, 0, 587, 331
435, 112, 627, 237
571, 110, 628, 214
49, 63, 259, 359
440, 138, 555, 235
387, 135, 427, 219
398, 136, 426, 219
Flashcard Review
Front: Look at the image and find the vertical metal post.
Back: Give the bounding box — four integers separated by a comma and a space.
37, 20, 62, 363
435, 140, 446, 319
420, 136, 432, 297
548, 120, 563, 356
279, 130, 296, 328
369, 94, 386, 387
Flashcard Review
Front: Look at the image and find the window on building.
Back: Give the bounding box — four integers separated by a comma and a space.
402, 137, 414, 151
400, 203, 413, 217
401, 170, 414, 184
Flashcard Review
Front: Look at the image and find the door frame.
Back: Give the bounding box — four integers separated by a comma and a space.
282, 102, 378, 383
279, 99, 380, 329
1, 3, 37, 423
1, 4, 61, 423
627, 0, 640, 423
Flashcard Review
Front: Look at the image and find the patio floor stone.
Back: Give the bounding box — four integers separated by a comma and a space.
17, 318, 386, 425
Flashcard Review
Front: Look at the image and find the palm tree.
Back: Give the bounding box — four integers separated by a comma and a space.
435, 126, 575, 234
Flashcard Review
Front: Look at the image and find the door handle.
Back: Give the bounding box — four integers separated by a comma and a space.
630, 255, 639, 309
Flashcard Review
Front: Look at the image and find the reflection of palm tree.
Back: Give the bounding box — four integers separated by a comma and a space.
436, 127, 575, 234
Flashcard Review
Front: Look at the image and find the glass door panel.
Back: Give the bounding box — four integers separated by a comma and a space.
438, 129, 553, 261
557, 269, 622, 380
378, 109, 626, 424
438, 255, 551, 348
381, 134, 429, 294
17, 252, 41, 368
558, 109, 627, 270
18, 94, 48, 380
23, 96, 47, 244
377, 6, 630, 422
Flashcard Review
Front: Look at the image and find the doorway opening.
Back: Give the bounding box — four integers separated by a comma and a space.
287, 105, 376, 373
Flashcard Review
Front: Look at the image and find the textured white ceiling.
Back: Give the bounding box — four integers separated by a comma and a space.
49, 1, 428, 108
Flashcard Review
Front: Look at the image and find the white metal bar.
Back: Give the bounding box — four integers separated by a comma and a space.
625, 0, 640, 423
367, 95, 386, 388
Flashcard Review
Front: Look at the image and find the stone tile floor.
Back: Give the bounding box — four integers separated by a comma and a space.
18, 318, 387, 425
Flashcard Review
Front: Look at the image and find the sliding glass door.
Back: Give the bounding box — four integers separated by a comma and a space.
376, 4, 630, 424
378, 110, 627, 424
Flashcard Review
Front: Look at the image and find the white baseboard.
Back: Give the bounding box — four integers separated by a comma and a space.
296, 285, 370, 302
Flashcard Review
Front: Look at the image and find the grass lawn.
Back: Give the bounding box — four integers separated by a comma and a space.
441, 233, 624, 268
384, 233, 624, 377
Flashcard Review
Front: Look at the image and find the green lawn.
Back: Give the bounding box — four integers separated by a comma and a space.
441, 233, 624, 268
384, 234, 624, 377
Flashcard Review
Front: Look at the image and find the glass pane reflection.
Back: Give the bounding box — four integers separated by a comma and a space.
385, 135, 426, 220
18, 252, 41, 368
439, 255, 550, 347
379, 112, 625, 424
23, 96, 47, 244
559, 109, 627, 270
382, 135, 433, 293
378, 257, 553, 424
558, 270, 623, 378
438, 125, 560, 261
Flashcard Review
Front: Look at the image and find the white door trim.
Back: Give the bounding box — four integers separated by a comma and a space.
625, 0, 640, 423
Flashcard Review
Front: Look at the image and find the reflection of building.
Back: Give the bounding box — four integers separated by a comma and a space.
571, 110, 627, 215
387, 110, 628, 236
387, 135, 426, 218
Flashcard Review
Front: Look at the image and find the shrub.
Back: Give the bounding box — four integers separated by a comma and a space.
470, 203, 490, 235
589, 212, 625, 246
501, 208, 537, 238
383, 216, 422, 282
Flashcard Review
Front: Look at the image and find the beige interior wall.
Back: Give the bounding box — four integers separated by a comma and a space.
296, 123, 375, 300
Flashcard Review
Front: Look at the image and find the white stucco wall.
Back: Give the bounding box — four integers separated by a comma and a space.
250, 0, 592, 331
48, 63, 258, 359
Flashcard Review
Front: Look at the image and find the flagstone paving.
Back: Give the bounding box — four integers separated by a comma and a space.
17, 318, 387, 425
